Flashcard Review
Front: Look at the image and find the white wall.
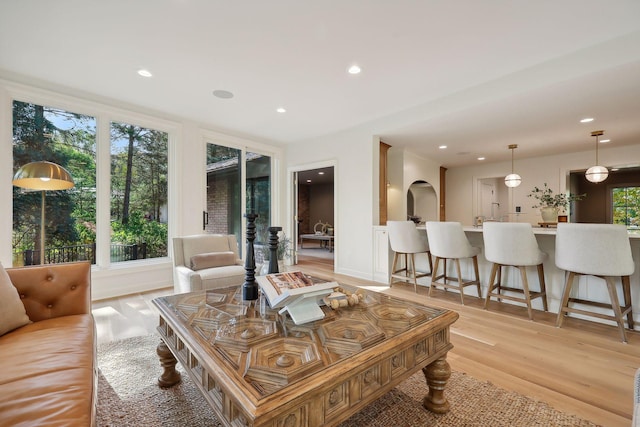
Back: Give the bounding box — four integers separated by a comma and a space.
284, 129, 375, 280
387, 147, 441, 222
446, 144, 640, 225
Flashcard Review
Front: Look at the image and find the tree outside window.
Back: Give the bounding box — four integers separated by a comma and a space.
12, 101, 96, 266
613, 186, 640, 229
110, 122, 168, 261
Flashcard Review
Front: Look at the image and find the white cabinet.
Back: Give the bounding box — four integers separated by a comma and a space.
373, 226, 391, 283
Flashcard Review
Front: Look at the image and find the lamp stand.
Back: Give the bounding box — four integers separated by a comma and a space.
40, 190, 45, 265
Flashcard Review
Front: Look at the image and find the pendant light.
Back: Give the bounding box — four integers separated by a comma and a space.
585, 130, 608, 183
504, 144, 521, 187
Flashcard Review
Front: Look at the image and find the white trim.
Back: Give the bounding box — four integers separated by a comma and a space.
287, 160, 339, 272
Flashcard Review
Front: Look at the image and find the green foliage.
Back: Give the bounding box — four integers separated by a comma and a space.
528, 183, 585, 211
260, 232, 292, 261
111, 211, 168, 258
612, 187, 640, 228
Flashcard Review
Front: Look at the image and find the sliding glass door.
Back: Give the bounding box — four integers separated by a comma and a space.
205, 143, 271, 258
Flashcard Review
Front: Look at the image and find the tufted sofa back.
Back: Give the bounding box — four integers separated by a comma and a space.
6, 261, 91, 322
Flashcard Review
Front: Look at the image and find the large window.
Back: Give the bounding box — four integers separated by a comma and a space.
110, 122, 169, 262
12, 100, 169, 267
613, 186, 640, 229
12, 101, 96, 266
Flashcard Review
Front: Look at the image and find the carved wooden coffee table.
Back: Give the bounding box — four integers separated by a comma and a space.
152, 282, 458, 427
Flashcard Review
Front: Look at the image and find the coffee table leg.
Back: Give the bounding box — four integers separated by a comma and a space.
156, 339, 181, 388
422, 357, 451, 414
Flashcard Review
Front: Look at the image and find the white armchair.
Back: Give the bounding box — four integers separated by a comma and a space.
172, 234, 245, 293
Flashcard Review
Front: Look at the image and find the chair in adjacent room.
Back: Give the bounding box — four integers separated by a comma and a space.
555, 223, 635, 343
426, 221, 481, 304
482, 222, 548, 320
387, 221, 432, 293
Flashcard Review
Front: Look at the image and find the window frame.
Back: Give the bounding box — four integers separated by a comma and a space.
5, 82, 179, 272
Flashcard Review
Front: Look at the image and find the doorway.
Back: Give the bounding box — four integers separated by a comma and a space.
293, 166, 335, 269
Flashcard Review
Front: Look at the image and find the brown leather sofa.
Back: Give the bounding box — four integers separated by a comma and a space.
0, 262, 96, 426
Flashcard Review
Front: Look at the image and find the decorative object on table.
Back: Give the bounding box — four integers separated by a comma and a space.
585, 130, 608, 183
504, 144, 522, 188
313, 220, 330, 235
407, 215, 421, 224
267, 226, 282, 274
242, 212, 259, 300
256, 270, 336, 324
12, 161, 75, 265
528, 183, 585, 223
324, 287, 364, 309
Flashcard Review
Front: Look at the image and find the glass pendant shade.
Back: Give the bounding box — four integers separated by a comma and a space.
504, 173, 522, 187
504, 144, 521, 187
585, 130, 608, 184
585, 165, 608, 183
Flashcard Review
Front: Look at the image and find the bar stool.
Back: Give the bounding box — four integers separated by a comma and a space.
426, 221, 481, 304
555, 223, 635, 343
387, 221, 432, 293
482, 222, 548, 320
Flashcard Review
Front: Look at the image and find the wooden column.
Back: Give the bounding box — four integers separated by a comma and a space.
379, 142, 391, 225
439, 166, 447, 221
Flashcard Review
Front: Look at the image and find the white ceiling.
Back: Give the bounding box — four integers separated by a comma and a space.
1, 0, 640, 167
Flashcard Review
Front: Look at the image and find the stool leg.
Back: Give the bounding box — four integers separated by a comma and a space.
390, 252, 400, 286
429, 257, 441, 297
556, 271, 576, 328
454, 258, 465, 305
496, 265, 503, 302
605, 276, 628, 343
537, 264, 548, 312
427, 251, 433, 275
622, 275, 634, 330
518, 265, 534, 321
472, 255, 481, 297
484, 263, 499, 310
409, 253, 418, 293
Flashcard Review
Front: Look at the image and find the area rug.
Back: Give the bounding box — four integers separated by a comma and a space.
97, 335, 598, 427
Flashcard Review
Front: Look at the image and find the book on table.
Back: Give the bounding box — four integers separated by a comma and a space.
257, 271, 337, 324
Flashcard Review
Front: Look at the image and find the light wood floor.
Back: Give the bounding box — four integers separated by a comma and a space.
93, 254, 638, 427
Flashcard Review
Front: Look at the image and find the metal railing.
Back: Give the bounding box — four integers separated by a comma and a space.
19, 242, 147, 265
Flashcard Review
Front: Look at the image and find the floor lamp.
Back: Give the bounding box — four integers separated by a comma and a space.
12, 161, 75, 265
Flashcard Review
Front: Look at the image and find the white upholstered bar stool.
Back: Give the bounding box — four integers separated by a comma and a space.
426, 221, 481, 304
555, 223, 635, 343
482, 222, 548, 320
387, 221, 432, 293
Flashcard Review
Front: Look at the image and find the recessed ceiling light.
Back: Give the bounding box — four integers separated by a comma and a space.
213, 90, 234, 99
276, 107, 286, 113
600, 139, 610, 143
318, 171, 325, 175
580, 117, 594, 123
439, 145, 447, 149
477, 157, 485, 161
137, 69, 153, 78
306, 179, 312, 183
348, 65, 361, 74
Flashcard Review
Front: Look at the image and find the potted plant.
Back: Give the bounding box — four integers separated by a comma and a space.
528, 183, 585, 222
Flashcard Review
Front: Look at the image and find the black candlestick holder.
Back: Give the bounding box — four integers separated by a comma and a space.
242, 213, 259, 300
267, 226, 282, 274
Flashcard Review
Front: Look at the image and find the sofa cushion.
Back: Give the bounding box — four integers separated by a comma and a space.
0, 314, 95, 427
190, 251, 237, 270
0, 261, 31, 336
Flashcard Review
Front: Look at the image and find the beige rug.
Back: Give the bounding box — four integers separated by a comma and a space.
97, 335, 598, 427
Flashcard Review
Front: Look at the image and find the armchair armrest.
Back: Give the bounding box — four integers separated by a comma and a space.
6, 262, 91, 322
174, 265, 203, 293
